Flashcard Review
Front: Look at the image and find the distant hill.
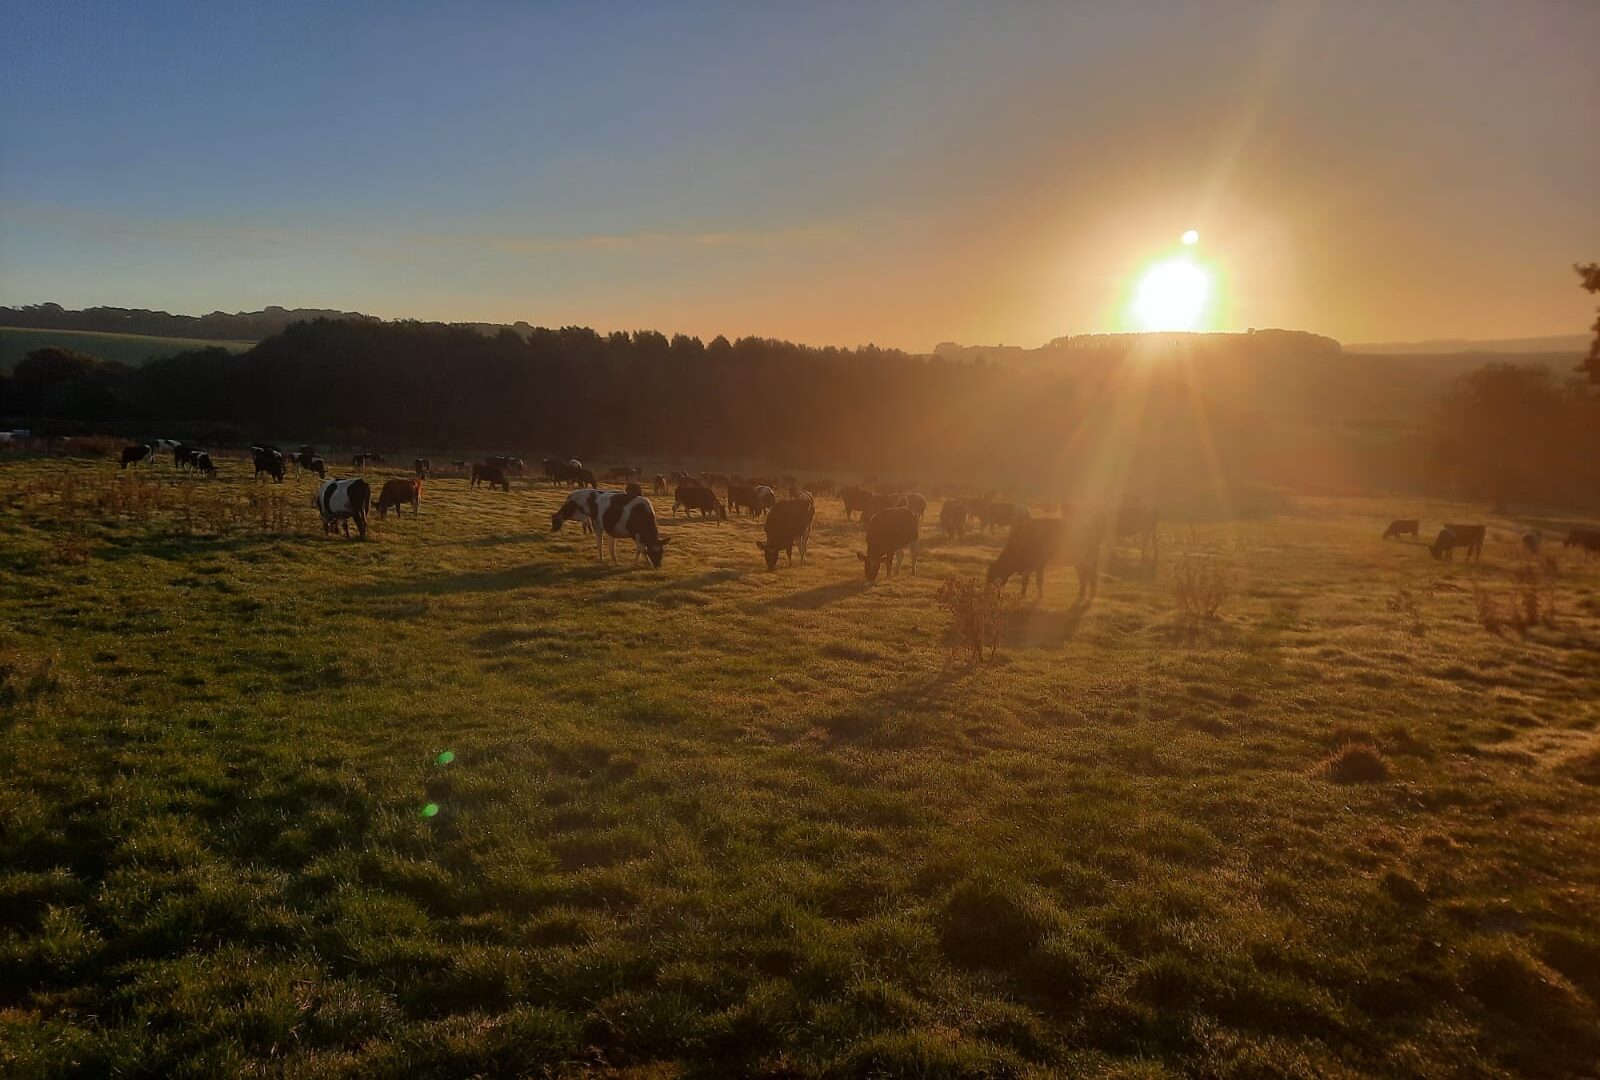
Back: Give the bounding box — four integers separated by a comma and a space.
1344, 333, 1588, 355
0, 327, 253, 372
0, 302, 377, 342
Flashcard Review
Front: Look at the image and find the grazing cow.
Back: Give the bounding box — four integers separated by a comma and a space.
151, 438, 181, 453
552, 489, 671, 567
252, 447, 285, 482
653, 474, 668, 496
1429, 523, 1485, 561
1113, 504, 1159, 562
1522, 529, 1542, 554
377, 477, 422, 518
1564, 528, 1600, 555
753, 485, 777, 519
471, 463, 510, 491
841, 486, 872, 521
979, 501, 1030, 533
1383, 519, 1421, 541
486, 455, 524, 476
728, 484, 758, 516
304, 456, 326, 479
414, 457, 431, 479
352, 453, 370, 469
314, 478, 371, 539
566, 458, 583, 470
673, 484, 726, 520
940, 499, 969, 539
120, 444, 152, 468
192, 452, 217, 477
988, 516, 1105, 602
756, 495, 815, 570
548, 461, 593, 487
858, 507, 920, 582
173, 444, 203, 469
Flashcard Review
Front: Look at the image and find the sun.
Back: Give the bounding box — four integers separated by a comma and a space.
1132, 256, 1209, 331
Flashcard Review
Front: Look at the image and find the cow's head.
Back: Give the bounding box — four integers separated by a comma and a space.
756, 540, 780, 571
641, 536, 670, 568
858, 550, 886, 583
986, 559, 1008, 586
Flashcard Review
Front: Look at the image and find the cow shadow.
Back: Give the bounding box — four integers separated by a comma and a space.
762, 579, 867, 610
595, 568, 744, 604
1006, 600, 1089, 648
93, 532, 296, 564
356, 560, 612, 597
819, 668, 965, 746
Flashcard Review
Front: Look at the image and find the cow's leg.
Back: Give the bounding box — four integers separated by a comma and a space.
595, 529, 605, 562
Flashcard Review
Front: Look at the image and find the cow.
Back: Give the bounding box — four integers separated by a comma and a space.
728, 484, 758, 516
841, 486, 872, 521
549, 462, 593, 487
858, 507, 920, 582
979, 501, 1030, 533
552, 489, 670, 567
988, 515, 1105, 602
860, 492, 897, 529
1522, 529, 1542, 555
314, 478, 371, 539
191, 452, 217, 477
151, 438, 181, 454
1113, 504, 1159, 563
295, 448, 319, 473
471, 463, 510, 491
173, 444, 203, 469
414, 458, 431, 479
653, 474, 669, 496
352, 452, 370, 469
252, 447, 285, 482
752, 485, 777, 519
1564, 528, 1600, 555
902, 492, 927, 518
940, 499, 969, 539
377, 477, 422, 518
1430, 523, 1485, 561
486, 455, 524, 476
673, 484, 726, 520
756, 495, 815, 570
304, 456, 326, 479
120, 444, 152, 468
1383, 519, 1421, 541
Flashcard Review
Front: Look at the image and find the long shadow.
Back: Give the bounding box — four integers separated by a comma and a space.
818, 668, 967, 745
1007, 600, 1089, 648
761, 579, 867, 611
93, 531, 295, 563
356, 560, 611, 597
595, 568, 744, 604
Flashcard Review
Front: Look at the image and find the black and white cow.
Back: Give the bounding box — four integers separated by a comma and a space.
551, 489, 671, 567
313, 478, 371, 540
756, 495, 815, 570
252, 447, 285, 482
120, 444, 152, 468
192, 452, 217, 477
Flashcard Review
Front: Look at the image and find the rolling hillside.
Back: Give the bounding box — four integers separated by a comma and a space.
0, 327, 254, 372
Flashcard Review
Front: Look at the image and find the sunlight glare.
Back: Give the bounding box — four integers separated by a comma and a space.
1182, 229, 1199, 245
1132, 257, 1209, 331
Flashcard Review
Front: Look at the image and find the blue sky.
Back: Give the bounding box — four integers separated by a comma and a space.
2, 1, 1597, 349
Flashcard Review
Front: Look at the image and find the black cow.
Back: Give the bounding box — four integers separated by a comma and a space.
120, 444, 152, 468
192, 452, 217, 477
940, 499, 969, 539
1430, 523, 1485, 561
252, 447, 285, 482
1563, 528, 1600, 555
756, 496, 815, 570
173, 444, 203, 469
728, 484, 759, 516
841, 486, 872, 521
1383, 519, 1421, 540
988, 516, 1105, 602
414, 457, 431, 479
472, 463, 510, 491
859, 506, 920, 582
486, 455, 523, 476
304, 456, 326, 479
673, 484, 726, 520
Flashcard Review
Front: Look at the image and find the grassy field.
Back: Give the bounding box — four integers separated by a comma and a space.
2, 451, 1598, 1078
0, 328, 254, 370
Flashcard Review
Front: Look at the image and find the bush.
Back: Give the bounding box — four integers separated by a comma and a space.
1172, 553, 1233, 622
935, 577, 1017, 664
1386, 581, 1425, 637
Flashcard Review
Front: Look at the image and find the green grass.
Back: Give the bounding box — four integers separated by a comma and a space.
2, 451, 1598, 1078
0, 327, 254, 370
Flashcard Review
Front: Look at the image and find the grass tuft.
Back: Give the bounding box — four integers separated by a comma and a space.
1323, 741, 1389, 784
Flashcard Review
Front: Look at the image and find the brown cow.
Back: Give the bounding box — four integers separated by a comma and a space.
377, 477, 422, 518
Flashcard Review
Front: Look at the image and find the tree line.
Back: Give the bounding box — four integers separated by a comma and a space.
2, 316, 1597, 509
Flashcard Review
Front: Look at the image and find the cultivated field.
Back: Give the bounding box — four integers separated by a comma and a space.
0, 328, 254, 370
2, 452, 1598, 1078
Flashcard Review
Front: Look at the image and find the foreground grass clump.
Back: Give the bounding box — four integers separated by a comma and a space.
1323, 741, 1390, 784
1, 453, 1599, 1077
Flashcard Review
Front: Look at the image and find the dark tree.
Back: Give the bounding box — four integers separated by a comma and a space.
1577, 262, 1600, 384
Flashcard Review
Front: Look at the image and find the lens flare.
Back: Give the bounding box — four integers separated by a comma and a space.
1182, 229, 1199, 245
1132, 257, 1209, 331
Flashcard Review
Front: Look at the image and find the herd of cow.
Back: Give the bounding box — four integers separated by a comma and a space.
113, 439, 1599, 591
1382, 518, 1600, 560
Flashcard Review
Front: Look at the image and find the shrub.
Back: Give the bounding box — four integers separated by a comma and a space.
1323, 741, 1389, 784
1172, 552, 1233, 622
1472, 584, 1503, 634
935, 577, 1017, 664
1386, 581, 1425, 637
1508, 560, 1557, 632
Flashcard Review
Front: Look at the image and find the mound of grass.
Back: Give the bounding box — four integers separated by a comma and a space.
1322, 741, 1389, 784
938, 874, 1058, 969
